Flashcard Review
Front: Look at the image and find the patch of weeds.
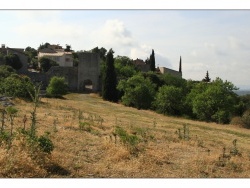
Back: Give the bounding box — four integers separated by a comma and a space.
177, 124, 190, 140
79, 122, 91, 132
38, 134, 54, 154
0, 131, 11, 147
114, 126, 140, 155
230, 139, 241, 157
216, 147, 231, 168
227, 161, 243, 173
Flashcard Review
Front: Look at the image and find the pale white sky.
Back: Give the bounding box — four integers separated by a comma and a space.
1, 1, 250, 90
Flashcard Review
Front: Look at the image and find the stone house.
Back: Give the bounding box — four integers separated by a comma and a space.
38, 44, 73, 67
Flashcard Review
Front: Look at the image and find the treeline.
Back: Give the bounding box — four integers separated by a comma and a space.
100, 48, 250, 128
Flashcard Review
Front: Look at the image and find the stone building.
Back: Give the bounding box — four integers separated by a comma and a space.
0, 44, 28, 74
133, 58, 151, 72
38, 44, 73, 67
133, 56, 182, 78
27, 52, 101, 92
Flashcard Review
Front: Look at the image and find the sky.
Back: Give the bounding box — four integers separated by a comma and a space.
1, 8, 250, 90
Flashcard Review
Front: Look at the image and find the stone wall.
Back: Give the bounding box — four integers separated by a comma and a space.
159, 67, 182, 78
47, 67, 78, 91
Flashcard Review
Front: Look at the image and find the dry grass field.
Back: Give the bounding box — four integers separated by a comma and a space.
0, 93, 250, 178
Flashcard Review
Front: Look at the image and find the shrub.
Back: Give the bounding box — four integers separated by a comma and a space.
38, 135, 54, 154
46, 76, 68, 98
230, 116, 244, 128
241, 110, 250, 129
1, 74, 34, 99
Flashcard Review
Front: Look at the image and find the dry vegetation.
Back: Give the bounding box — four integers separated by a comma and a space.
1, 93, 250, 178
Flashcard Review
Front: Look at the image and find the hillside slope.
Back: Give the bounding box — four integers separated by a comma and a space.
0, 93, 250, 178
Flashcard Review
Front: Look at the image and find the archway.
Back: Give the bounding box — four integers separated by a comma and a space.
83, 79, 93, 93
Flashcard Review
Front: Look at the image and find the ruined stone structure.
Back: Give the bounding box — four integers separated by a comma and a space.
26, 52, 101, 92
133, 58, 151, 72
133, 56, 182, 78
0, 44, 28, 74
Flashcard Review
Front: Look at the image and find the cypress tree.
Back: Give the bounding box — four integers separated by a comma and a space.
202, 70, 211, 82
150, 49, 155, 71
102, 48, 118, 102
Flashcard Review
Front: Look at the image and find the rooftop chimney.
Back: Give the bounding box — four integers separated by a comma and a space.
1, 44, 5, 49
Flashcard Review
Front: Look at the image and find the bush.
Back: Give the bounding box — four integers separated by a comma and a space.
230, 116, 244, 128
46, 76, 68, 98
117, 74, 156, 109
242, 110, 250, 129
153, 85, 183, 116
1, 74, 34, 99
38, 135, 54, 154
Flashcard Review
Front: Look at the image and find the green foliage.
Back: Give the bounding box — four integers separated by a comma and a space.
39, 57, 59, 72
46, 76, 68, 98
160, 73, 187, 89
114, 126, 139, 147
38, 42, 50, 50
25, 46, 38, 65
202, 70, 211, 82
188, 78, 238, 123
91, 46, 107, 62
117, 73, 156, 109
142, 72, 164, 90
1, 74, 34, 99
154, 85, 184, 115
102, 49, 118, 102
4, 53, 23, 70
149, 49, 155, 71
114, 56, 138, 81
38, 135, 54, 154
79, 122, 91, 132
0, 65, 16, 79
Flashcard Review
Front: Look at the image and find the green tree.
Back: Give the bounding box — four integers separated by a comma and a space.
91, 47, 107, 62
117, 73, 156, 109
154, 85, 183, 115
46, 76, 68, 98
102, 49, 118, 102
114, 56, 138, 81
38, 42, 50, 50
142, 71, 164, 91
39, 57, 58, 72
25, 46, 38, 66
65, 44, 71, 52
202, 70, 211, 82
149, 49, 155, 72
189, 78, 238, 123
0, 65, 16, 79
4, 53, 23, 70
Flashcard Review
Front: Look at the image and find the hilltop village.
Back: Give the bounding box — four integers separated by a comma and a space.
0, 43, 182, 92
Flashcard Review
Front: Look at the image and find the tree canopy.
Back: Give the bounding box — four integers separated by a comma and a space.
39, 57, 59, 72
102, 49, 118, 102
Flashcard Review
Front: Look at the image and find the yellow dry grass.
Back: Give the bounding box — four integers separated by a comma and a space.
0, 93, 250, 178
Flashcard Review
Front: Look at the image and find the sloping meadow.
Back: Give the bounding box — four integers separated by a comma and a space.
0, 93, 250, 178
